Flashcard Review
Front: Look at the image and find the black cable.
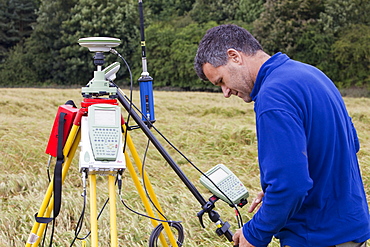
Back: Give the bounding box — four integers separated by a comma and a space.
120, 196, 185, 246
46, 156, 52, 183
41, 156, 52, 247
69, 173, 111, 246
119, 195, 180, 224
69, 198, 110, 246
39, 217, 54, 247
41, 223, 48, 247
70, 172, 88, 246
109, 48, 134, 155
69, 198, 87, 245
148, 222, 184, 247
235, 209, 242, 229
48, 220, 56, 247
116, 172, 179, 224
141, 138, 168, 220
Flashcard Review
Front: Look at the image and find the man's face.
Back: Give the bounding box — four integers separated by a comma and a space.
202, 60, 254, 103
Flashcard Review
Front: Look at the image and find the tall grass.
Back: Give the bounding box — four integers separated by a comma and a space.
0, 88, 369, 247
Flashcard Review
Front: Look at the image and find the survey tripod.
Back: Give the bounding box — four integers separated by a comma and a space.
25, 39, 238, 246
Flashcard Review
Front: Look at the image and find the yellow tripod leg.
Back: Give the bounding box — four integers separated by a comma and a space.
89, 174, 99, 247
26, 125, 80, 247
108, 174, 118, 247
123, 127, 179, 247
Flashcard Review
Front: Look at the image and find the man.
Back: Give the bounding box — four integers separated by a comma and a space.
194, 24, 370, 247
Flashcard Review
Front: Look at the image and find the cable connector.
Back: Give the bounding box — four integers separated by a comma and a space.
117, 170, 123, 194
81, 169, 88, 197
109, 48, 119, 55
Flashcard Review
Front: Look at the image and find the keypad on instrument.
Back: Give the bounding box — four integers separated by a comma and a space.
91, 127, 120, 159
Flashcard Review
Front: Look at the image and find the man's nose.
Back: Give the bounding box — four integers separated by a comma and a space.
221, 85, 231, 98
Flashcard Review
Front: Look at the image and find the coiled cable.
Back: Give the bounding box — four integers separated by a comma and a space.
148, 222, 184, 247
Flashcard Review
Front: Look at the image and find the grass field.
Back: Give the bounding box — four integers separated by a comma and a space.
0, 88, 369, 247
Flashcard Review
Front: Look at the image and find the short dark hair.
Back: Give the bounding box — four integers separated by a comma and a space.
194, 24, 263, 81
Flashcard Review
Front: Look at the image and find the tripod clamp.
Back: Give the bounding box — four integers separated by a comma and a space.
93, 52, 105, 67
197, 196, 234, 242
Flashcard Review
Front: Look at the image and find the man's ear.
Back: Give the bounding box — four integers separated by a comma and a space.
226, 48, 242, 64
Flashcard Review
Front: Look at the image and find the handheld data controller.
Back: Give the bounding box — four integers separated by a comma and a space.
79, 103, 125, 174
200, 164, 249, 206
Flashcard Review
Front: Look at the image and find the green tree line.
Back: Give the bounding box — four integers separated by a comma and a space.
0, 0, 369, 91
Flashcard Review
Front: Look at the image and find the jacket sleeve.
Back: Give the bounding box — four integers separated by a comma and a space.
243, 110, 313, 247
349, 116, 360, 152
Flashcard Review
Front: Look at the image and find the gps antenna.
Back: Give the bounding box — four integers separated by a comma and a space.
138, 0, 155, 124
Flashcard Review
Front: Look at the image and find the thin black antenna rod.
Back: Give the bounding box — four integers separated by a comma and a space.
138, 0, 148, 76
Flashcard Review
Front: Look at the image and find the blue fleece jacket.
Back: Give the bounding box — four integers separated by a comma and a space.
243, 53, 370, 247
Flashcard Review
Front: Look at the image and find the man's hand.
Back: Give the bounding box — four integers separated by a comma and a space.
233, 228, 255, 247
233, 192, 264, 246
248, 191, 264, 213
